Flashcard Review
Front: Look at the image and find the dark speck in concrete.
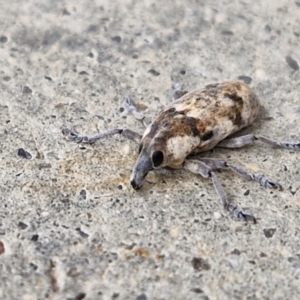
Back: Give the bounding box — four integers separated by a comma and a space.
0, 241, 5, 255
62, 8, 71, 15
263, 228, 276, 238
244, 189, 250, 196
231, 249, 241, 255
191, 288, 203, 294
18, 222, 28, 230
191, 257, 211, 271
136, 294, 147, 300
148, 69, 160, 76
44, 76, 52, 81
111, 36, 121, 43
31, 234, 39, 241
237, 75, 252, 84
180, 70, 186, 75
80, 189, 87, 199
3, 76, 11, 81
285, 56, 299, 71
221, 30, 234, 35
287, 257, 299, 263
112, 293, 119, 299
29, 263, 38, 271
287, 257, 294, 263
264, 25, 272, 32
18, 148, 32, 159
88, 52, 94, 58
23, 86, 32, 94
74, 292, 86, 300
288, 186, 296, 195
76, 228, 89, 238
79, 71, 89, 75
0, 36, 8, 43
87, 25, 99, 33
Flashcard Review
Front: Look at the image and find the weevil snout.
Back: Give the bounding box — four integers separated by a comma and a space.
130, 150, 153, 190
130, 169, 149, 190
130, 178, 143, 190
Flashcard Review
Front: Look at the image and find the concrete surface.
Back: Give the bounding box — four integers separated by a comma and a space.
1, 0, 300, 299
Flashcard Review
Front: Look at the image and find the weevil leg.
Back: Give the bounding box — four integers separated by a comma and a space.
154, 168, 173, 176
199, 158, 283, 190
124, 96, 149, 127
217, 134, 300, 151
62, 126, 142, 144
183, 159, 256, 223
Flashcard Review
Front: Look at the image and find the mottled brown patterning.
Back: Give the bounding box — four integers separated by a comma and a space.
141, 81, 260, 169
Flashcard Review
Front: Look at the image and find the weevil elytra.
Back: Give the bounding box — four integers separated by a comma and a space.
62, 80, 300, 223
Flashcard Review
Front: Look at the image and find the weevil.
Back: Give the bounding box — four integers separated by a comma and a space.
62, 80, 300, 223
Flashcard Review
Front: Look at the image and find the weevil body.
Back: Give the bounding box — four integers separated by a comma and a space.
131, 81, 260, 189
63, 80, 300, 222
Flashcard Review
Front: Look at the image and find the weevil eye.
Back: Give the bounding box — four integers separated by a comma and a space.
138, 143, 143, 154
151, 150, 164, 167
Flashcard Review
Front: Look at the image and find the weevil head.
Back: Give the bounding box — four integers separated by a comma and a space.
130, 140, 166, 190
130, 114, 201, 190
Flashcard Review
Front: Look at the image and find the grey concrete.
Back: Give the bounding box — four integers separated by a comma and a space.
1, 0, 300, 299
